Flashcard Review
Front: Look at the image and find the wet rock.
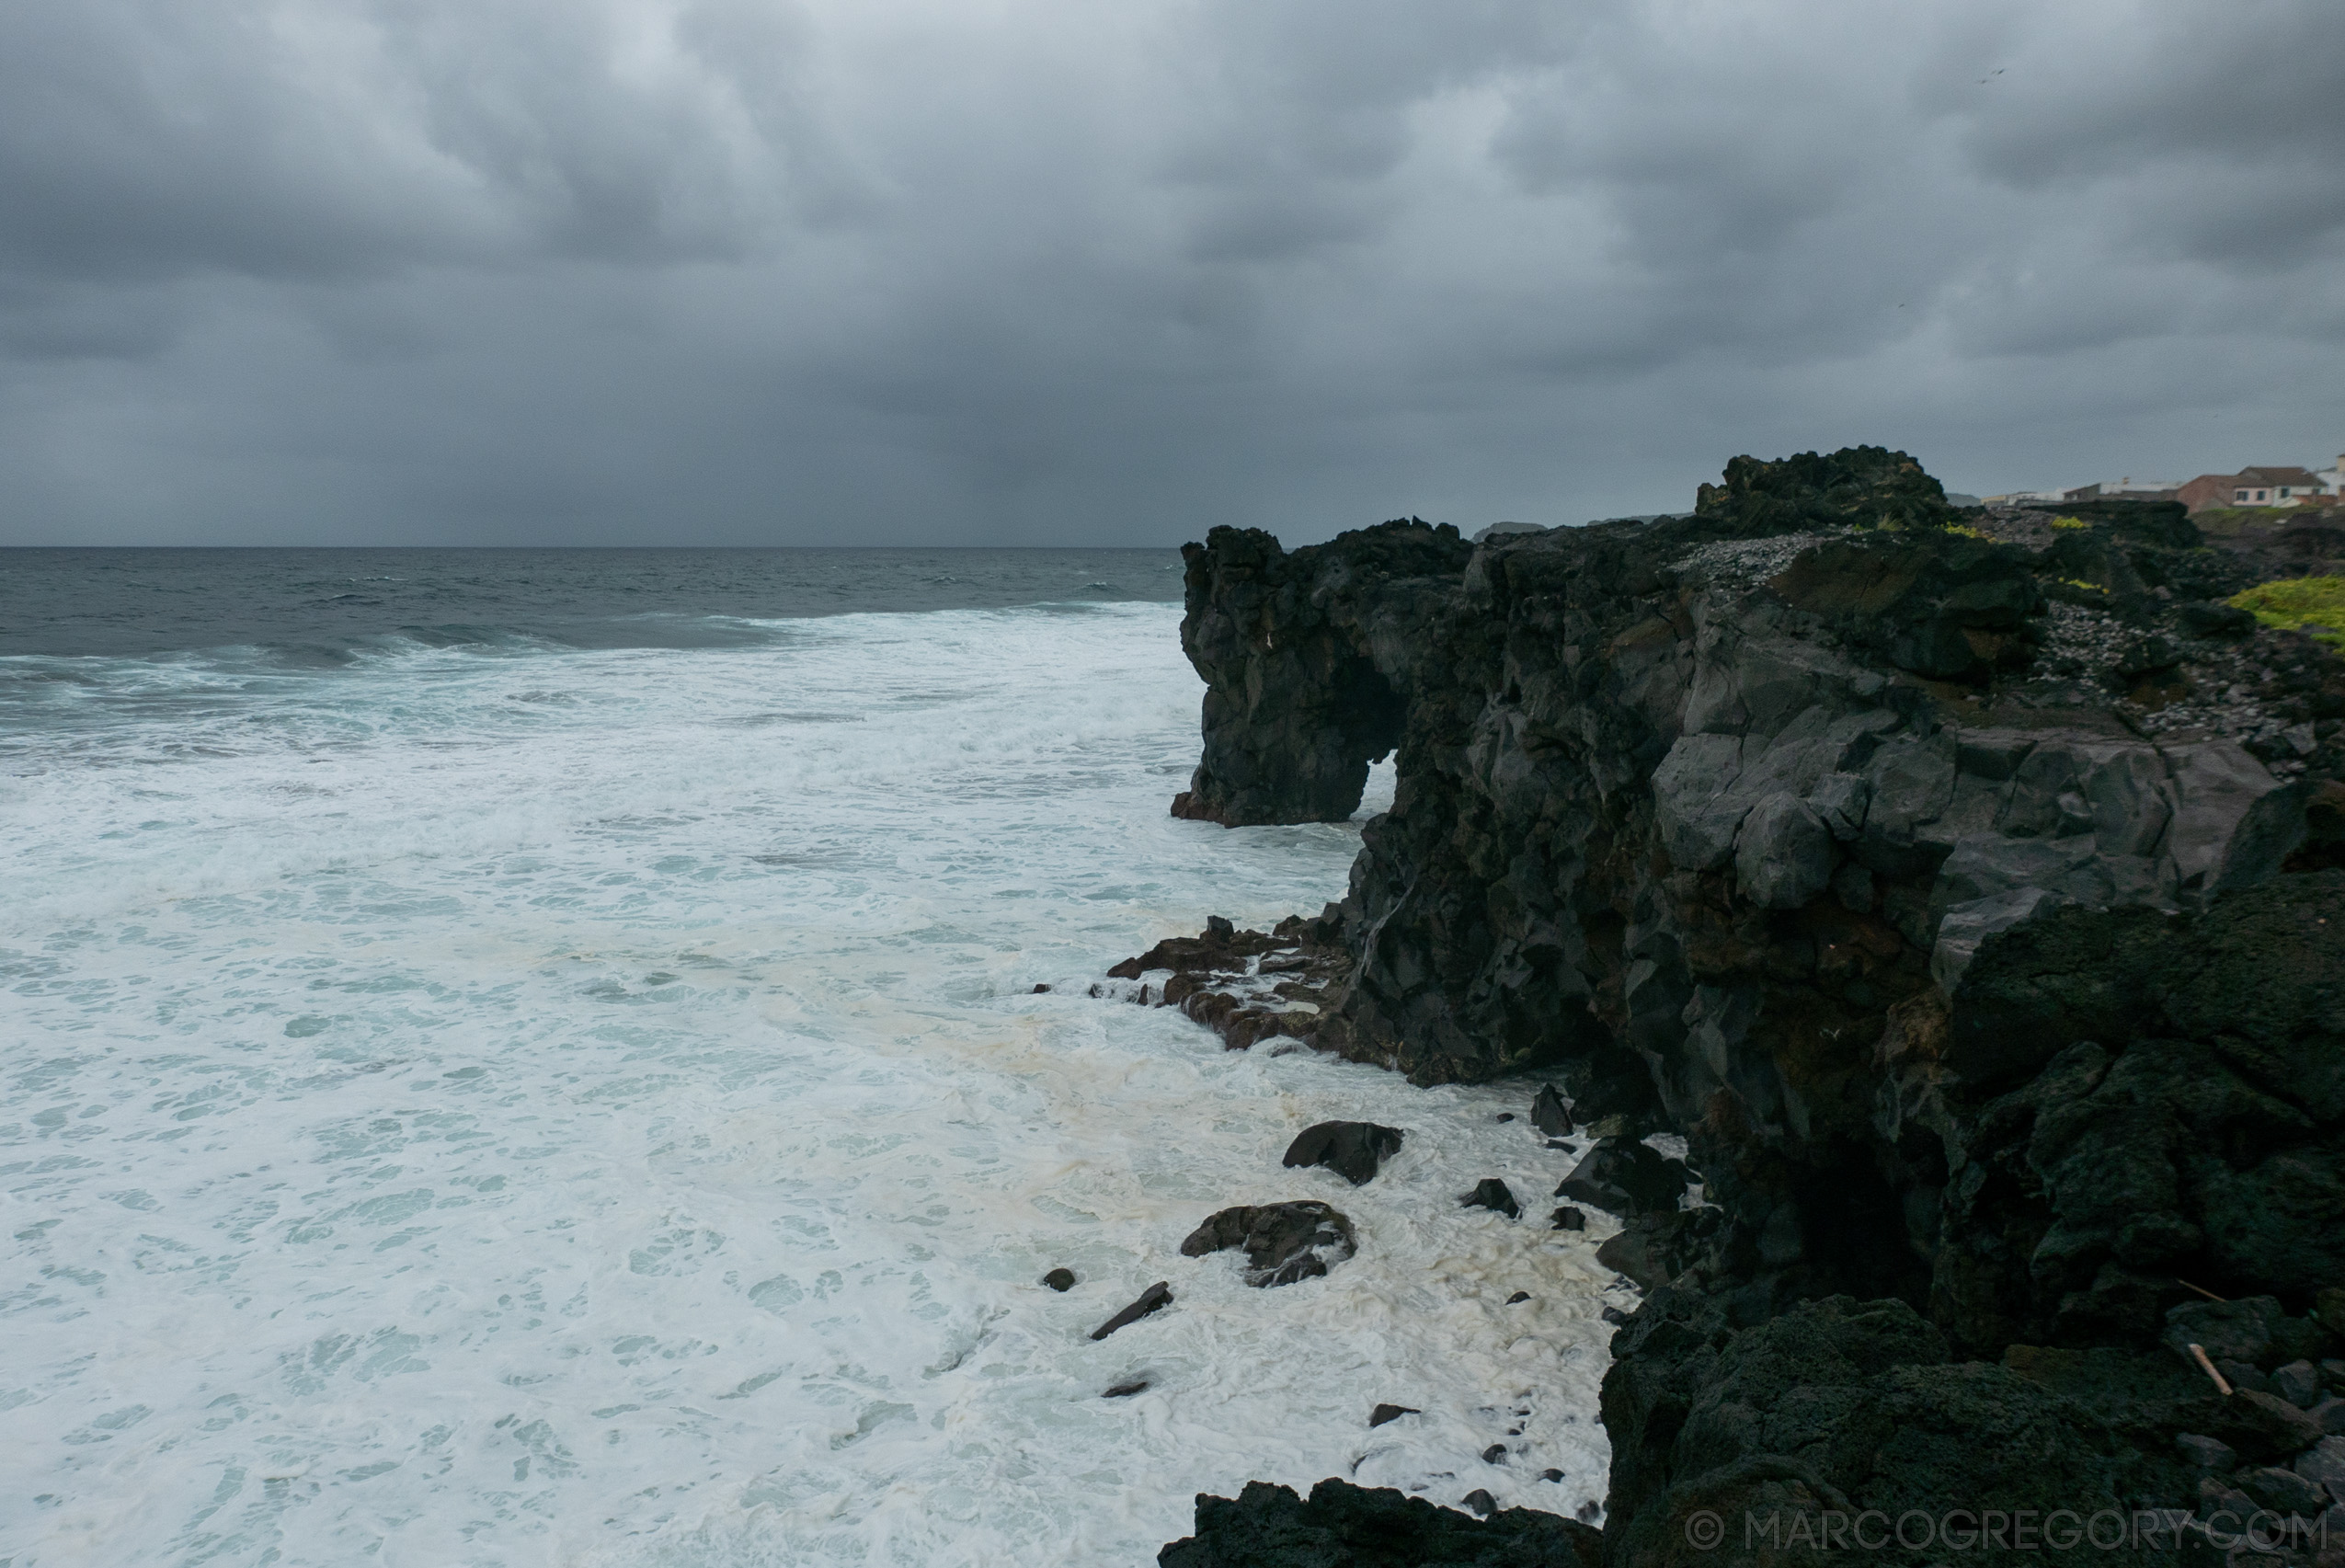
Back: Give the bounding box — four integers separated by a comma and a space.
1107, 914, 1353, 1055
1552, 1139, 1687, 1219
1179, 1202, 1356, 1288
1091, 1282, 1172, 1341
1032, 983, 1051, 993
1506, 1291, 1530, 1305
1462, 1178, 1519, 1219
1550, 1207, 1585, 1232
1481, 1445, 1505, 1464
1367, 1403, 1417, 1428
1541, 1469, 1564, 1482
1104, 1379, 1150, 1399
1594, 1208, 1720, 1291
2313, 1397, 2345, 1437
1461, 1489, 1496, 1516
1600, 1306, 1630, 1326
1529, 1083, 1573, 1138
1157, 1479, 1603, 1568
1280, 1121, 1405, 1186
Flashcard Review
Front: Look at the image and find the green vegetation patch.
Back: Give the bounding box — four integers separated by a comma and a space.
2227, 576, 2345, 648
2050, 515, 2089, 531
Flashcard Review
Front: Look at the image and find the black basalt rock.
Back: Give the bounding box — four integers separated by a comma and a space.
1281, 1121, 1405, 1186
1153, 448, 2345, 1565
1158, 1479, 1604, 1568
1170, 521, 1470, 828
1463, 1178, 1519, 1219
1553, 1139, 1687, 1219
1180, 1202, 1356, 1288
1091, 1282, 1172, 1341
1041, 1267, 1076, 1292
1529, 1084, 1573, 1138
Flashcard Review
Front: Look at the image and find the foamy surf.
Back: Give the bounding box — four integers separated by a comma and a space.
2, 598, 1614, 1566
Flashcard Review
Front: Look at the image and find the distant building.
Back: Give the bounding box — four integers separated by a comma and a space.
2177, 466, 2326, 512
1978, 489, 2066, 506
2061, 477, 2179, 503
2316, 453, 2345, 497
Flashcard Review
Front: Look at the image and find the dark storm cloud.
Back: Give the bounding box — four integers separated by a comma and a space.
0, 0, 2339, 544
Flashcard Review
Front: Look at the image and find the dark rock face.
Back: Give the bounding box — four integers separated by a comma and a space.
1170, 520, 1472, 827
1143, 450, 2345, 1563
1091, 1282, 1172, 1340
1180, 1202, 1356, 1288
1598, 1290, 2219, 1567
1282, 1121, 1405, 1185
1552, 1139, 1689, 1220
1158, 1479, 1602, 1568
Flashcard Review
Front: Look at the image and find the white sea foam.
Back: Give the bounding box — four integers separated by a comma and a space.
0, 604, 1615, 1567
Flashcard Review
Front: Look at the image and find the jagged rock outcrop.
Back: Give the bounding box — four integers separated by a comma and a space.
1180, 1202, 1357, 1288
1154, 449, 2339, 1311
1147, 450, 2345, 1562
1160, 1479, 1602, 1567
1170, 519, 1472, 826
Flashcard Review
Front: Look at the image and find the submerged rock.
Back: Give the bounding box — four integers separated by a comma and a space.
1179, 1202, 1356, 1288
1281, 1121, 1405, 1186
1090, 1282, 1172, 1340
1367, 1403, 1417, 1428
1041, 1267, 1075, 1292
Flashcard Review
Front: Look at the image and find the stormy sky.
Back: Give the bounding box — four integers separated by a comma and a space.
2, 0, 2339, 546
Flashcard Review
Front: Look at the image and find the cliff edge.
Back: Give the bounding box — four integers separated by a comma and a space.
1150, 450, 2345, 1564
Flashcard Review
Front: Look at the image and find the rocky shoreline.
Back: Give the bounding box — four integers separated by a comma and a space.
1127, 451, 2345, 1564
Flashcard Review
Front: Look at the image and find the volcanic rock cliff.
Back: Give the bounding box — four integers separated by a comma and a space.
1148, 450, 2345, 1565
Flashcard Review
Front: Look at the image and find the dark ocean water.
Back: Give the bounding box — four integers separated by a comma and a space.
0, 546, 1186, 660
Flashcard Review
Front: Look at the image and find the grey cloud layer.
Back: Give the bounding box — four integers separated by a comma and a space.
2, 0, 2339, 544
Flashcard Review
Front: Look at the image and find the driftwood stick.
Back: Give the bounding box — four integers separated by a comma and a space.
2176, 1278, 2226, 1303
2188, 1344, 2233, 1396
